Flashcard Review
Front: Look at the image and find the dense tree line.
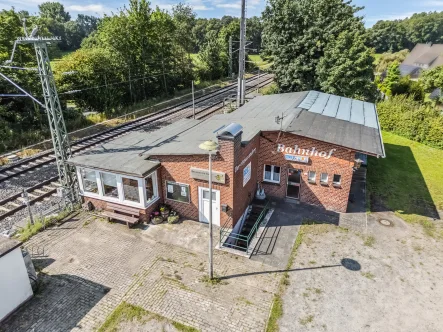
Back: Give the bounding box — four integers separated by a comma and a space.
262, 0, 376, 101
0, 1, 263, 153
368, 12, 443, 53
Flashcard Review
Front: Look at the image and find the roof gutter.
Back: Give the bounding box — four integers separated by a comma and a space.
373, 104, 386, 158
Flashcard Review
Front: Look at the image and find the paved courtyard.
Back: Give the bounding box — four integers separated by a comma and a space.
0, 213, 282, 332
278, 211, 443, 332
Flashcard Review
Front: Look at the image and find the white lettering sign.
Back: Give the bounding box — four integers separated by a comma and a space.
243, 162, 252, 187
235, 148, 257, 173
277, 144, 335, 160
190, 167, 226, 184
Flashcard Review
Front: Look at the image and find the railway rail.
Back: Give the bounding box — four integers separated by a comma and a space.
0, 74, 274, 224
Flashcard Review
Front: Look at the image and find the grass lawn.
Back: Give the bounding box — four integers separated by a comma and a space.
367, 131, 443, 225
98, 302, 198, 332
248, 54, 271, 69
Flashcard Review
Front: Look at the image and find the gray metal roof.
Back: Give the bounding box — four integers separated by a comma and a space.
69, 91, 385, 173
399, 64, 421, 77
430, 88, 441, 100
298, 91, 379, 129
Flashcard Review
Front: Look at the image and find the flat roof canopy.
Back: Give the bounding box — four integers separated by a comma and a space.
68, 91, 385, 172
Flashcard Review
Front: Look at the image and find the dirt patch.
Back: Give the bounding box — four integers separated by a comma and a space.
278, 216, 443, 332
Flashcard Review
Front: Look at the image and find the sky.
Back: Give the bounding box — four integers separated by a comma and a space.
0, 0, 442, 27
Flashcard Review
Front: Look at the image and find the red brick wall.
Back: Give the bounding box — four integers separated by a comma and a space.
151, 136, 236, 228
231, 133, 260, 223
258, 132, 354, 213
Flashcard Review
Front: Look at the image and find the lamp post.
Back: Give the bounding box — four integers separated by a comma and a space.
198, 140, 219, 279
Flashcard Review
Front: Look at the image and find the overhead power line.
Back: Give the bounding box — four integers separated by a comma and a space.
59, 71, 175, 95
0, 65, 38, 71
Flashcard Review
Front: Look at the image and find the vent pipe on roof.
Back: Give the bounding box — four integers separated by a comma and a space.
217, 123, 243, 140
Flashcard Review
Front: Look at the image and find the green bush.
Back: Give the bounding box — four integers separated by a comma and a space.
377, 95, 443, 149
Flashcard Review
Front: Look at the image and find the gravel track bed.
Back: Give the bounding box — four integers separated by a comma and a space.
0, 164, 59, 200
0, 75, 273, 233
1, 194, 63, 233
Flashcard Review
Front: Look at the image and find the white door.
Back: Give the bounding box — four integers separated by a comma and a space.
198, 187, 220, 226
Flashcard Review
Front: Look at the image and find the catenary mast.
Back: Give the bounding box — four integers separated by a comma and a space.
7, 24, 75, 196
236, 0, 246, 107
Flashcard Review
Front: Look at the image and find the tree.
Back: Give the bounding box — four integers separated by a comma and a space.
262, 0, 366, 92
368, 20, 407, 53
317, 31, 376, 101
421, 65, 443, 92
197, 31, 227, 80
76, 14, 100, 36
378, 61, 401, 96
172, 3, 196, 55
368, 11, 443, 52
375, 49, 409, 73
246, 16, 262, 54
405, 12, 443, 47
54, 48, 123, 113
38, 2, 70, 22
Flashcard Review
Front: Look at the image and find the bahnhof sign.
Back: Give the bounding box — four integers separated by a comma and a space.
68, 91, 385, 228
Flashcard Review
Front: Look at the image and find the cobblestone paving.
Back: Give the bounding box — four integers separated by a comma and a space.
0, 213, 281, 332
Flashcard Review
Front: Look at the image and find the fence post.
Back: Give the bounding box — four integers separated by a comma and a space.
22, 189, 34, 225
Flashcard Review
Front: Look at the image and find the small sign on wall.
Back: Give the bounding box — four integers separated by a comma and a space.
243, 162, 252, 187
190, 167, 226, 184
284, 154, 309, 163
166, 181, 190, 203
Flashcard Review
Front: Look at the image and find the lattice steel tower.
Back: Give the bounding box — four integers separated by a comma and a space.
8, 25, 75, 193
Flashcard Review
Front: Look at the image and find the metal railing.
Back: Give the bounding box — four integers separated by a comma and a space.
219, 200, 270, 254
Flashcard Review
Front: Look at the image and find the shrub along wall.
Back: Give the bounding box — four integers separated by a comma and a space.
377, 95, 443, 150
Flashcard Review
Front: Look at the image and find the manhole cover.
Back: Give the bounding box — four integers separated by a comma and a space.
379, 219, 392, 226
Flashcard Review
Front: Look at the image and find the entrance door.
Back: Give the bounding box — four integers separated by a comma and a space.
198, 187, 220, 226
286, 169, 301, 199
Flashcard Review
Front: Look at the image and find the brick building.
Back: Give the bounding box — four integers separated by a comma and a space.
68, 91, 385, 229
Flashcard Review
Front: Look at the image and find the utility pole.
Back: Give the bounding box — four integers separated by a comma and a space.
161, 55, 167, 93
6, 22, 75, 198
192, 80, 195, 119
22, 189, 34, 225
128, 68, 133, 104
229, 36, 233, 79
236, 0, 246, 107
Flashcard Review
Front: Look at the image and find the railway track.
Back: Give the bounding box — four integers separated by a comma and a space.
0, 74, 274, 224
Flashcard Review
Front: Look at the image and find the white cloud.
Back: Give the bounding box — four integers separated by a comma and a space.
66, 4, 107, 12
216, 3, 241, 9
193, 5, 213, 10
422, 0, 443, 6
156, 3, 173, 10
365, 12, 416, 24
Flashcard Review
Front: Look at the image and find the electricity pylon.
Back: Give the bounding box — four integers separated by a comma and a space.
7, 24, 75, 196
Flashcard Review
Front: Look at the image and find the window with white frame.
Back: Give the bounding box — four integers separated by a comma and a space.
145, 173, 158, 203
263, 165, 281, 183
101, 172, 118, 198
81, 168, 99, 194
333, 174, 341, 186
122, 177, 140, 202
320, 173, 328, 184
308, 171, 316, 183
78, 167, 158, 206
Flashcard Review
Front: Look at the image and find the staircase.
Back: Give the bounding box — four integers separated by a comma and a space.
235, 204, 265, 250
